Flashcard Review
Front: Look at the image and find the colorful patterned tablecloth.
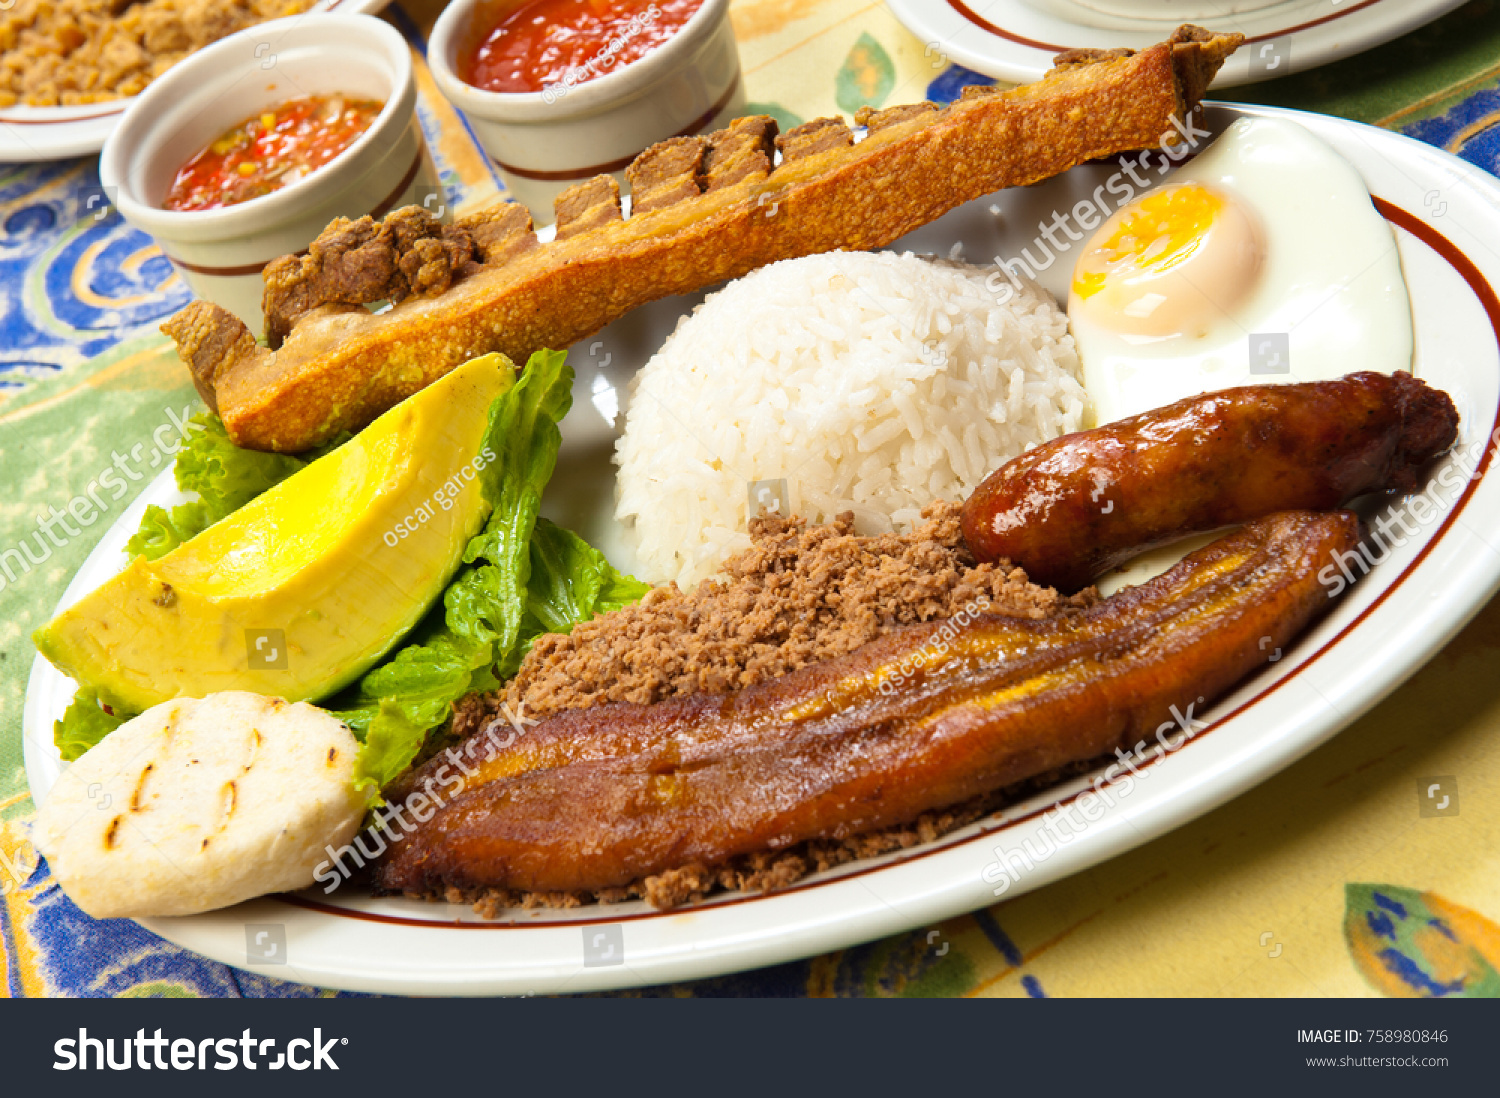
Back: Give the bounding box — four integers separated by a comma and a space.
5, 0, 1500, 998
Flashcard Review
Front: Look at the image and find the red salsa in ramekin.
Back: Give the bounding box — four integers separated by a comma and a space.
162, 94, 384, 212
460, 0, 705, 95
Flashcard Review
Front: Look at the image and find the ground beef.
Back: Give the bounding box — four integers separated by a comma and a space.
452, 500, 1085, 738
435, 503, 1097, 913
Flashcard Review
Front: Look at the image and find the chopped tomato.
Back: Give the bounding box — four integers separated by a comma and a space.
163, 94, 384, 213
460, 0, 704, 94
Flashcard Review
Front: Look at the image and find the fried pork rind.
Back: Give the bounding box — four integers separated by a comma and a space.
165, 25, 1243, 452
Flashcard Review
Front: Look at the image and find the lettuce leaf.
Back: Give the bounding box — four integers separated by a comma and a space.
525, 517, 647, 633
451, 345, 574, 651
54, 688, 127, 762
340, 349, 649, 793
125, 414, 308, 559
505, 516, 651, 670
491, 518, 650, 681
330, 522, 648, 787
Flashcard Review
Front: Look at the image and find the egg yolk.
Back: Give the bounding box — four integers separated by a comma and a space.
1070, 182, 1266, 340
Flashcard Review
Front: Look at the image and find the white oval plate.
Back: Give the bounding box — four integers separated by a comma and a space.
0, 0, 392, 163
885, 0, 1468, 88
24, 105, 1500, 995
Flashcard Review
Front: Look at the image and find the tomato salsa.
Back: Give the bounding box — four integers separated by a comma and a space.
162, 94, 384, 213
460, 0, 704, 95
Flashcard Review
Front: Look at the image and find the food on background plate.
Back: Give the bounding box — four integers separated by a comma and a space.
614, 251, 1084, 588
1070, 116, 1415, 424
162, 94, 385, 212
962, 373, 1460, 592
375, 511, 1359, 905
163, 25, 1243, 452
36, 354, 510, 716
0, 0, 314, 107
34, 692, 371, 919
461, 0, 705, 94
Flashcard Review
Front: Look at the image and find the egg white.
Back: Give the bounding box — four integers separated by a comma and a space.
1071, 116, 1415, 426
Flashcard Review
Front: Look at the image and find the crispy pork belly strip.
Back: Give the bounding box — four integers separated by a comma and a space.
165, 25, 1242, 452
961, 372, 1459, 592
374, 511, 1355, 901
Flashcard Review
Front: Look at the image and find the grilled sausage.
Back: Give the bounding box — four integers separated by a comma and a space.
961, 372, 1458, 592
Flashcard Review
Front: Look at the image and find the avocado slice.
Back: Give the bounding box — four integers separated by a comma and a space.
35, 354, 513, 713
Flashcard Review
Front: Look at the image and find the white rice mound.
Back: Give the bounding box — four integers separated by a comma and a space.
613, 249, 1086, 588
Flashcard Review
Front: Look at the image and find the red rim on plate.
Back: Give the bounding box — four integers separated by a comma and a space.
945, 0, 1389, 54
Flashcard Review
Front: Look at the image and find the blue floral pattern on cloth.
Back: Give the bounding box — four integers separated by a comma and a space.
925, 64, 996, 106
1403, 87, 1500, 176
0, 161, 190, 394
4, 855, 367, 998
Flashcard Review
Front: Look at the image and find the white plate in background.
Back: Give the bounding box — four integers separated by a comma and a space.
884, 0, 1468, 88
0, 0, 392, 163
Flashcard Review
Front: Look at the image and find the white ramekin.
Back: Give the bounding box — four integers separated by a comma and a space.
100, 13, 439, 337
428, 0, 744, 221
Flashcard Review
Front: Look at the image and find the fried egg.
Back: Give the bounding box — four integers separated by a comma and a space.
1069, 116, 1414, 425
